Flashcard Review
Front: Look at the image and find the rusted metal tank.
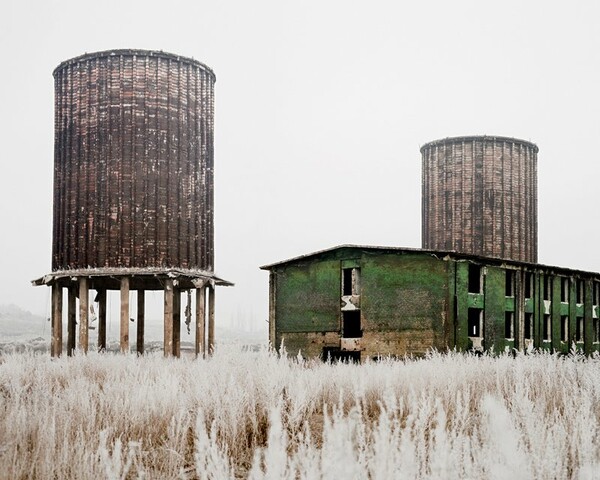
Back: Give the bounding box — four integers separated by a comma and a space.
52, 49, 215, 271
421, 135, 538, 263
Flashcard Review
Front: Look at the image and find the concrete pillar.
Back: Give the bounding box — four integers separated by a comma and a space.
195, 285, 206, 358
173, 288, 181, 357
137, 290, 145, 355
67, 286, 77, 356
120, 277, 130, 354
164, 279, 174, 357
98, 289, 107, 352
51, 284, 63, 357
78, 277, 89, 353
208, 285, 215, 354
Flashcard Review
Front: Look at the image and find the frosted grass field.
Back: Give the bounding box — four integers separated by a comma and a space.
0, 347, 599, 479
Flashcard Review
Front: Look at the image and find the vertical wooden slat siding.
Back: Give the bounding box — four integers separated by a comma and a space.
421, 136, 538, 263
52, 50, 215, 272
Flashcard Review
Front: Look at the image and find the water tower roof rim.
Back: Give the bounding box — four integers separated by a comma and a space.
420, 135, 538, 154
53, 49, 216, 81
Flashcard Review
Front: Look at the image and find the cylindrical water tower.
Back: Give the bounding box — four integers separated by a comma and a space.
52, 49, 215, 271
421, 135, 538, 263
35, 49, 231, 357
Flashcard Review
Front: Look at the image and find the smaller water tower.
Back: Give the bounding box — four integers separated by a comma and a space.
421, 135, 538, 263
34, 49, 232, 357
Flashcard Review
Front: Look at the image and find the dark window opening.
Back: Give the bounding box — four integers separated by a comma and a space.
576, 280, 584, 304
524, 272, 533, 299
561, 278, 569, 303
468, 264, 482, 294
342, 268, 353, 296
561, 315, 569, 342
505, 271, 515, 297
576, 317, 584, 342
543, 276, 551, 301
342, 310, 362, 338
594, 283, 600, 305
504, 312, 514, 339
594, 318, 600, 343
524, 312, 533, 340
543, 314, 551, 341
322, 347, 360, 363
468, 308, 482, 337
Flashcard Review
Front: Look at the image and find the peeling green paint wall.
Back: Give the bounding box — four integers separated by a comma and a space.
267, 248, 600, 359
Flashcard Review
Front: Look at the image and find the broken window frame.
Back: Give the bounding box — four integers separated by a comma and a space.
543, 314, 551, 342
524, 312, 533, 340
468, 308, 483, 338
575, 317, 584, 343
560, 315, 569, 343
504, 311, 514, 339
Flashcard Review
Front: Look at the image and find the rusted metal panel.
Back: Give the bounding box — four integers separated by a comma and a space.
421, 135, 538, 263
52, 50, 215, 272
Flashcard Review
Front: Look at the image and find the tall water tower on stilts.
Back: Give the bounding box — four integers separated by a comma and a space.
33, 49, 232, 357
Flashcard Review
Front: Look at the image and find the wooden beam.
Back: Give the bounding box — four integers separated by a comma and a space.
67, 286, 77, 356
120, 277, 130, 354
78, 277, 89, 353
51, 284, 63, 357
137, 290, 145, 355
195, 285, 206, 358
164, 279, 174, 357
208, 285, 215, 354
173, 288, 181, 357
98, 289, 107, 352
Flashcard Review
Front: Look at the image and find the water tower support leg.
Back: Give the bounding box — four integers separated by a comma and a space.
78, 277, 89, 353
67, 287, 77, 355
195, 285, 206, 358
51, 284, 63, 357
120, 277, 130, 353
208, 285, 215, 354
137, 290, 145, 355
98, 290, 106, 352
164, 279, 174, 357
173, 288, 181, 357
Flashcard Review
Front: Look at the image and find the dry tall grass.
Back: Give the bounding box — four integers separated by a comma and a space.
0, 347, 598, 479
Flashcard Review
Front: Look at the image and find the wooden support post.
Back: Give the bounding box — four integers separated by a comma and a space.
78, 277, 89, 353
164, 279, 174, 357
173, 288, 181, 357
137, 290, 145, 355
67, 286, 77, 356
208, 285, 215, 354
195, 285, 206, 358
51, 284, 63, 357
120, 277, 130, 354
98, 289, 107, 352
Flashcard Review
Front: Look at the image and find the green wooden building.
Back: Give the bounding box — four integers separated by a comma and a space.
261, 245, 600, 361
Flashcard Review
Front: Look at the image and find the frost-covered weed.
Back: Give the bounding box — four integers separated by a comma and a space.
0, 348, 598, 479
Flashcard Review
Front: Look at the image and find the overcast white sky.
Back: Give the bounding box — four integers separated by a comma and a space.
1, 0, 600, 332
